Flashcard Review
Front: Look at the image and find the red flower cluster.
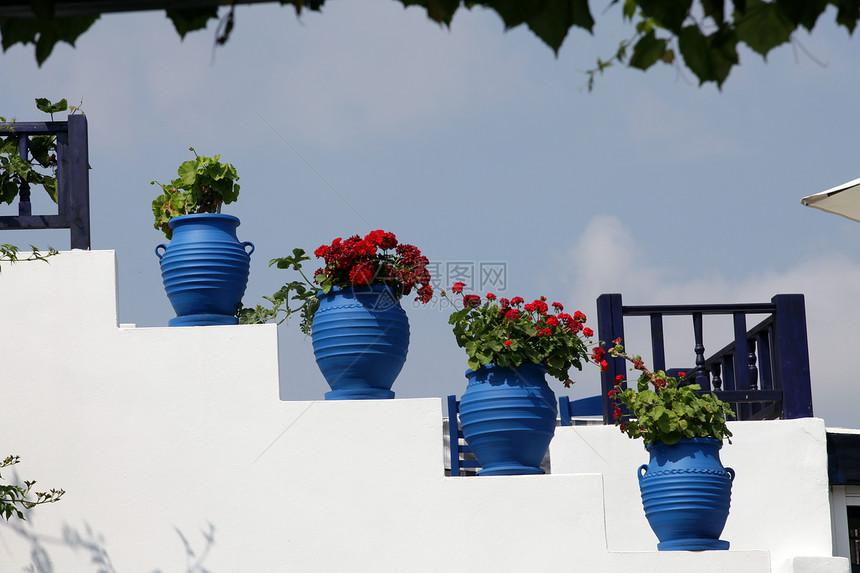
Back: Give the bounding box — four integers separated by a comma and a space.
590, 346, 608, 372
314, 230, 433, 303
444, 288, 596, 385
463, 294, 481, 308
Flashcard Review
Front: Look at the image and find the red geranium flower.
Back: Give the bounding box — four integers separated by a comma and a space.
486, 293, 497, 300
583, 327, 594, 337
349, 265, 373, 285
463, 294, 481, 308
451, 282, 465, 294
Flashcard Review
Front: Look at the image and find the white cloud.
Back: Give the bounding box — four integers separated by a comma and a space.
564, 214, 860, 428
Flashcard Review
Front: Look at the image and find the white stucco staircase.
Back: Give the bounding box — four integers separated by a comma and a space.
0, 251, 849, 572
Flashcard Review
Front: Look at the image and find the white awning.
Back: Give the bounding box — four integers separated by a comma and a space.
801, 177, 860, 223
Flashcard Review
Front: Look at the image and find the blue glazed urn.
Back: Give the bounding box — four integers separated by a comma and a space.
312, 285, 409, 400
156, 213, 254, 327
458, 363, 557, 476
638, 437, 735, 551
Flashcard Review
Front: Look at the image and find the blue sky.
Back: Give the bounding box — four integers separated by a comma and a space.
2, 1, 860, 427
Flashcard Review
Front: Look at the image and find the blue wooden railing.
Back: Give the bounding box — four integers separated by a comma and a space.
594, 293, 813, 424
0, 114, 91, 249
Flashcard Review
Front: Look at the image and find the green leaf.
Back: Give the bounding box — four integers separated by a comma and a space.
0, 179, 18, 204
0, 19, 41, 51
42, 177, 57, 203
623, 0, 637, 20
401, 0, 459, 25
678, 25, 738, 87
35, 98, 67, 115
701, 0, 725, 23
628, 30, 668, 70
637, 0, 693, 32
777, 0, 828, 30
525, 0, 595, 54
28, 15, 99, 66
834, 0, 860, 33
734, 0, 794, 57
166, 7, 219, 39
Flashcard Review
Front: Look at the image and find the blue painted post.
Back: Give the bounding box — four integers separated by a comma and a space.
772, 294, 813, 418
66, 114, 90, 250
733, 312, 751, 419
447, 395, 461, 476
597, 293, 625, 425
650, 313, 666, 372
558, 395, 572, 427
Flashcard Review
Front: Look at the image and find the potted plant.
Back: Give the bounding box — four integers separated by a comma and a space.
152, 148, 253, 326
606, 338, 736, 551
444, 285, 595, 475
240, 230, 433, 399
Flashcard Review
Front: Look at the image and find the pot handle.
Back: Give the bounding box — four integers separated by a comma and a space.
726, 467, 736, 482
155, 244, 167, 260
242, 241, 255, 256
638, 464, 648, 483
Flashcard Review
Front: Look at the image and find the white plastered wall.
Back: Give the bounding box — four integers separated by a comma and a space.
0, 251, 848, 572
551, 412, 843, 573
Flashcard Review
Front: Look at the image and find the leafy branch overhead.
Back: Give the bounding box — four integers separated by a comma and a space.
0, 1, 857, 87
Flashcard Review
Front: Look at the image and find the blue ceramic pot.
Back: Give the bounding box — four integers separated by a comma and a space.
155, 213, 254, 327
638, 438, 735, 551
459, 363, 557, 476
312, 285, 409, 400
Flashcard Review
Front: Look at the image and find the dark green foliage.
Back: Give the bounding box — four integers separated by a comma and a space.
167, 7, 219, 38
237, 248, 320, 334
608, 341, 735, 447
0, 97, 81, 207
0, 12, 97, 66
151, 148, 241, 239
1, 1, 857, 86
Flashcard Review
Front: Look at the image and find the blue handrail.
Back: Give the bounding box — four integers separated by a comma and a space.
0, 114, 91, 249
595, 293, 813, 423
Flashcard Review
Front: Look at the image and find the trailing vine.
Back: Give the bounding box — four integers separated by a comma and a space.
0, 455, 64, 521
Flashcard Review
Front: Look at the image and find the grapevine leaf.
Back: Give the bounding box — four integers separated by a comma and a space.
734, 0, 794, 57
628, 30, 668, 70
